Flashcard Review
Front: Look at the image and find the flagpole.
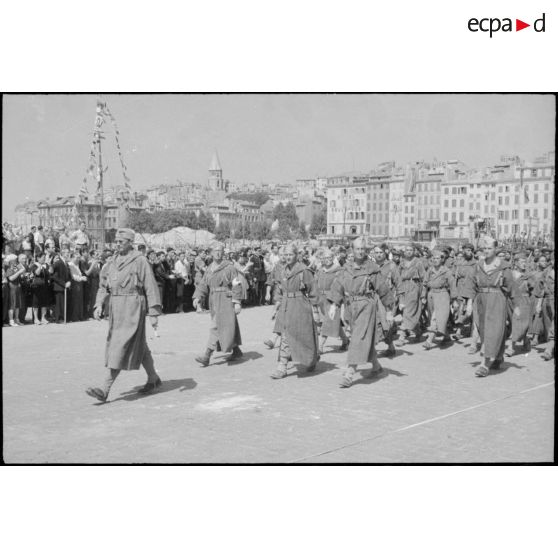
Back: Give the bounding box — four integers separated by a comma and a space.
96, 129, 105, 251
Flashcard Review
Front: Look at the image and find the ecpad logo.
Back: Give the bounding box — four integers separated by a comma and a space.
468, 13, 546, 37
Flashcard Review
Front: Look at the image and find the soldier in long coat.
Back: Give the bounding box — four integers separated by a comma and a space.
372, 244, 400, 357
263, 247, 286, 350
452, 243, 476, 340
505, 251, 536, 356
422, 251, 456, 350
270, 244, 320, 379
193, 242, 243, 366
463, 238, 515, 377
529, 255, 553, 346
85, 228, 162, 403
396, 244, 426, 345
328, 237, 393, 388
316, 249, 349, 354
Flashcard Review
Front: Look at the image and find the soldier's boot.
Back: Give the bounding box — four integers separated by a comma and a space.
318, 336, 327, 355
195, 348, 214, 367
339, 367, 355, 388
504, 341, 516, 358
467, 343, 481, 355
226, 346, 243, 362
395, 331, 407, 346
271, 362, 288, 380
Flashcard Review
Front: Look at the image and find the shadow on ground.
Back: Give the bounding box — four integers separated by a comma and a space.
351, 367, 408, 386
106, 378, 198, 403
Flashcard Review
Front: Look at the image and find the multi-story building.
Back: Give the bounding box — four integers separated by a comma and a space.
326, 176, 367, 237
14, 201, 41, 229
387, 168, 407, 238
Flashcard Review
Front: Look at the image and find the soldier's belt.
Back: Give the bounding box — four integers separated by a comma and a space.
287, 292, 304, 298
349, 293, 374, 301
318, 289, 327, 294
477, 287, 502, 293
110, 293, 140, 297
212, 287, 230, 293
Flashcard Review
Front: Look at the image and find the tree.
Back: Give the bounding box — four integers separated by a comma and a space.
297, 221, 308, 240
310, 207, 327, 237
249, 220, 271, 241
105, 228, 117, 244
197, 210, 216, 233
127, 211, 155, 233
227, 192, 270, 207
214, 221, 231, 241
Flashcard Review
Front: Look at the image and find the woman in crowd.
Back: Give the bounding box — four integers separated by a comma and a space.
7, 253, 28, 326
30, 252, 51, 325
2, 259, 10, 325
464, 238, 515, 377
68, 251, 87, 322
83, 250, 101, 318
422, 250, 455, 350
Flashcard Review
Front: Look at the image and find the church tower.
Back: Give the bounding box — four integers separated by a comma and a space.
208, 150, 224, 190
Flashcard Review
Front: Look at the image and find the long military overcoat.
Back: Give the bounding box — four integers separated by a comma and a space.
329, 260, 391, 366
95, 251, 161, 370
275, 262, 319, 366
464, 257, 514, 361
193, 260, 243, 352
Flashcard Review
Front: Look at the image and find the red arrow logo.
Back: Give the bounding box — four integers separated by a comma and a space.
516, 19, 530, 31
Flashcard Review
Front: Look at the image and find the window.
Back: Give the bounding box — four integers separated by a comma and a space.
459, 199, 464, 207
491, 192, 495, 201
444, 213, 448, 222
451, 212, 456, 222
331, 226, 335, 234
452, 199, 457, 208
534, 183, 539, 191
531, 170, 537, 177
505, 197, 509, 205
469, 202, 474, 210
498, 185, 502, 193
504, 225, 509, 234
544, 193, 549, 203
444, 188, 449, 195
544, 208, 548, 219
533, 209, 538, 218
534, 194, 538, 203
498, 211, 504, 219
418, 209, 422, 219
524, 209, 530, 218
515, 195, 519, 204
545, 183, 549, 191
476, 202, 480, 210
512, 210, 518, 220
505, 185, 509, 193
444, 199, 448, 208
459, 212, 464, 222
452, 187, 457, 195
498, 197, 503, 205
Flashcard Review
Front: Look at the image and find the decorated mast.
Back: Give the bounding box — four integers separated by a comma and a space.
79, 96, 133, 250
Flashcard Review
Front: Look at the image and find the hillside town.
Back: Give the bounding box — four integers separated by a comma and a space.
8, 149, 555, 250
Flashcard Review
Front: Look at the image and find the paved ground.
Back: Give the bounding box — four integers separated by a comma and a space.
2, 305, 555, 463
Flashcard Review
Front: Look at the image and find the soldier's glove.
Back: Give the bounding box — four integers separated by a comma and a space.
234, 302, 242, 315
93, 306, 102, 321
328, 304, 337, 321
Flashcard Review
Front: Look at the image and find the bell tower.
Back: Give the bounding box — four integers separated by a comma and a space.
208, 150, 224, 190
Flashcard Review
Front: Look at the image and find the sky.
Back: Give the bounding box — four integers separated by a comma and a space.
2, 94, 555, 217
